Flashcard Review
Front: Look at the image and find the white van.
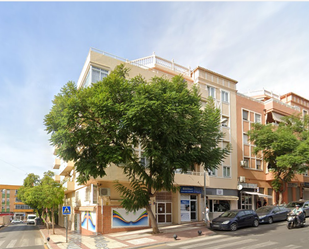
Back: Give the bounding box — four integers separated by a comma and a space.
27, 214, 36, 225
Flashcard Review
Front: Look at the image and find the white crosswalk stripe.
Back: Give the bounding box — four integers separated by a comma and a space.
0, 241, 4, 246
179, 237, 253, 249
6, 239, 17, 248
283, 245, 302, 249
206, 238, 257, 249
239, 241, 278, 249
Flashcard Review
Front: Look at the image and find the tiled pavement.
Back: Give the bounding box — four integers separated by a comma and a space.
39, 222, 214, 249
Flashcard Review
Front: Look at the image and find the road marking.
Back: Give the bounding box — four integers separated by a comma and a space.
35, 237, 43, 245
0, 241, 4, 246
165, 235, 229, 247
179, 236, 245, 249
205, 238, 257, 249
6, 239, 17, 248
283, 245, 302, 249
240, 241, 278, 249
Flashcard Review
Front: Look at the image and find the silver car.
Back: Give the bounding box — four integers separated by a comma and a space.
286, 201, 309, 217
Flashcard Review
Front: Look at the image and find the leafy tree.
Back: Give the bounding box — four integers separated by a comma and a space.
248, 114, 309, 204
18, 171, 64, 234
44, 65, 230, 233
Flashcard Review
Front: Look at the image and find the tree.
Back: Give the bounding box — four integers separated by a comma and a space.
18, 171, 64, 234
248, 114, 309, 204
44, 65, 230, 233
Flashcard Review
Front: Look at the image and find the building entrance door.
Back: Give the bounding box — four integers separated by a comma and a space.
190, 195, 197, 221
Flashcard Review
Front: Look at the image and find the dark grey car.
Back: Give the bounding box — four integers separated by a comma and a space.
256, 205, 290, 224
286, 201, 309, 217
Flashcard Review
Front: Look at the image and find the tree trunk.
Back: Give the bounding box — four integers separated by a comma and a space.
278, 192, 283, 205
145, 204, 160, 234
41, 210, 48, 229
52, 207, 55, 234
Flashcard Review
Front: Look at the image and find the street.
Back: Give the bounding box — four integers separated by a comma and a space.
150, 221, 309, 249
0, 223, 45, 249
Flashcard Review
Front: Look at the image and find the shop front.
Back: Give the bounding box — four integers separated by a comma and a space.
239, 183, 272, 210
303, 182, 309, 200
205, 188, 239, 220
180, 186, 202, 222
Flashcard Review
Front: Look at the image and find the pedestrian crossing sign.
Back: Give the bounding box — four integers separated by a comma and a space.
62, 206, 71, 215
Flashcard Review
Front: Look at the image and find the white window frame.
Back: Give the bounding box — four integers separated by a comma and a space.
221, 90, 229, 103
208, 168, 217, 177
255, 113, 261, 123
223, 166, 231, 178
256, 159, 262, 170
207, 86, 216, 99
243, 110, 249, 121
243, 133, 249, 144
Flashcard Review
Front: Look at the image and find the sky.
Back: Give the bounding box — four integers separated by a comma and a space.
0, 2, 309, 185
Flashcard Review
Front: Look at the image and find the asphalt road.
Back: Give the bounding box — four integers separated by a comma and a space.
0, 223, 46, 249
150, 220, 309, 249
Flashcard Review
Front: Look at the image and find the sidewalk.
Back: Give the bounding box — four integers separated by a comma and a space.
39, 222, 215, 249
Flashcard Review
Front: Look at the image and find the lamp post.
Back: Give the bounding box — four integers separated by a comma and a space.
203, 170, 207, 225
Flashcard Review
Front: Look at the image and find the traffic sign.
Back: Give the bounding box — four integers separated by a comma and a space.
62, 206, 71, 215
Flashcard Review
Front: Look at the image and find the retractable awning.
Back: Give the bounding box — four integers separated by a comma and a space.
243, 191, 273, 199
207, 195, 239, 201
271, 112, 285, 123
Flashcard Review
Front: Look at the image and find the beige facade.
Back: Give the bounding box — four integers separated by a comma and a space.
54, 49, 309, 234
54, 48, 240, 234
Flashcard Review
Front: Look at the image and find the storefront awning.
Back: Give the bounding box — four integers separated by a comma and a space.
243, 191, 273, 199
271, 112, 285, 123
207, 195, 239, 201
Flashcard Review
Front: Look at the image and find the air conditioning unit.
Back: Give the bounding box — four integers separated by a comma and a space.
239, 176, 246, 183
99, 188, 110, 196
240, 160, 248, 167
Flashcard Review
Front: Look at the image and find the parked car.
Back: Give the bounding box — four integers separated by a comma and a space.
11, 219, 23, 224
210, 209, 259, 231
26, 214, 37, 225
256, 205, 290, 224
286, 201, 309, 217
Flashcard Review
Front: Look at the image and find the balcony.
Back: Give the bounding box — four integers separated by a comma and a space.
53, 158, 61, 169
59, 161, 74, 176
63, 180, 75, 193
54, 175, 61, 183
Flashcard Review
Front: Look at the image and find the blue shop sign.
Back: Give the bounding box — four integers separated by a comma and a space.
180, 186, 202, 194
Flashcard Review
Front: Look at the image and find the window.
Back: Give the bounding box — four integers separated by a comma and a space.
256, 160, 262, 170
209, 200, 230, 212
223, 166, 231, 178
243, 110, 249, 121
244, 158, 250, 168
84, 66, 109, 88
221, 91, 229, 103
207, 86, 216, 98
92, 67, 108, 83
243, 134, 249, 144
255, 113, 261, 123
208, 168, 217, 177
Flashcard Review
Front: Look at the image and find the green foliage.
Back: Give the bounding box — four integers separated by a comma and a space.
44, 65, 230, 214
248, 114, 309, 192
18, 171, 64, 215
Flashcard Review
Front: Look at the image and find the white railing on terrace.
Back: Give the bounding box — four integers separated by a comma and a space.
90, 48, 191, 77
175, 169, 203, 176
244, 89, 281, 100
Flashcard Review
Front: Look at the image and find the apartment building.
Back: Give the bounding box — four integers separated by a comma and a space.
53, 48, 239, 234
0, 185, 33, 221
237, 90, 309, 208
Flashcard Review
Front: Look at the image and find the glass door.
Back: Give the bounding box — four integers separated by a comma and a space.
190, 195, 197, 221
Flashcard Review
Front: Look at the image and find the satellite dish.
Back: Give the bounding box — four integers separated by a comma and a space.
237, 184, 243, 190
